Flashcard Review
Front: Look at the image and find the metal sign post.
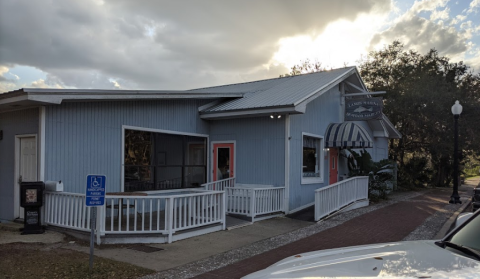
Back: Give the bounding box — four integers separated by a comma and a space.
85, 174, 106, 272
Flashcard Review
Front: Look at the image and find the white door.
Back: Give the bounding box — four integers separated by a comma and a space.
17, 136, 38, 219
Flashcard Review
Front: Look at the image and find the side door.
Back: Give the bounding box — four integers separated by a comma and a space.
16, 136, 38, 219
329, 148, 338, 184
212, 143, 235, 181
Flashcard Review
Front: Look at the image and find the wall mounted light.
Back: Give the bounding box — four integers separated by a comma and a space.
269, 113, 282, 119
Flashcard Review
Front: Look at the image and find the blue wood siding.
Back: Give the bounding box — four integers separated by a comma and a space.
0, 108, 39, 220
373, 137, 389, 161
209, 117, 285, 186
289, 87, 342, 211
44, 100, 209, 194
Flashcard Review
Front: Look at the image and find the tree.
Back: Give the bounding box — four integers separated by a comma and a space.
280, 59, 325, 77
282, 41, 480, 188
359, 41, 480, 187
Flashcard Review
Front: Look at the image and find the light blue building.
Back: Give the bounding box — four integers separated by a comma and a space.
0, 67, 401, 223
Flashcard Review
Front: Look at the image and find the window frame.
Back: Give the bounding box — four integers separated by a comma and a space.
121, 125, 209, 192
301, 132, 324, 185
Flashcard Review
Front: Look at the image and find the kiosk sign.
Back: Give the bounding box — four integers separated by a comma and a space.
85, 175, 106, 207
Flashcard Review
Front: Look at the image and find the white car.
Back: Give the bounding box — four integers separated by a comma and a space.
244, 210, 480, 278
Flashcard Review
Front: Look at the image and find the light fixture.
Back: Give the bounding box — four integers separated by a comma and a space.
449, 100, 462, 204
269, 113, 282, 119
270, 115, 274, 119
451, 100, 463, 115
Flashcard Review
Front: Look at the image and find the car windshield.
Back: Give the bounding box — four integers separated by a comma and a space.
448, 212, 480, 252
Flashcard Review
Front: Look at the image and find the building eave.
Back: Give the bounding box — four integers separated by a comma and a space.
199, 105, 302, 120
0, 88, 244, 113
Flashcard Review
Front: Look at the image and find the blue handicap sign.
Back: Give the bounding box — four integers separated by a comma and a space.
85, 175, 106, 207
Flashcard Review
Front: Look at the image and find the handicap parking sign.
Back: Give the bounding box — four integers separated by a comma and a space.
85, 175, 106, 207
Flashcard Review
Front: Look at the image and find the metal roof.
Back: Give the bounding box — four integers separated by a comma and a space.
0, 88, 244, 114
193, 67, 356, 113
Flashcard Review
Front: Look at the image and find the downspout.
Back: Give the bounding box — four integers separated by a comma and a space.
340, 82, 345, 122
39, 106, 46, 181
284, 114, 290, 214
39, 106, 46, 225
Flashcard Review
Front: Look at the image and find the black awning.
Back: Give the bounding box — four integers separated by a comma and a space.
325, 122, 373, 148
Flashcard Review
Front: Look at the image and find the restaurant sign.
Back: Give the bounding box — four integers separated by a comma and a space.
345, 98, 383, 121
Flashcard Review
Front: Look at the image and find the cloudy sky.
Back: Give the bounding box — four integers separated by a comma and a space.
0, 0, 479, 92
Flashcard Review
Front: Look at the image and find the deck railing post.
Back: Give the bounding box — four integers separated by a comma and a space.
222, 192, 226, 230
167, 197, 174, 243
250, 189, 256, 222
337, 182, 341, 210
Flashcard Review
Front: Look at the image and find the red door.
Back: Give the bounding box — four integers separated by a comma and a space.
213, 143, 235, 181
329, 148, 338, 184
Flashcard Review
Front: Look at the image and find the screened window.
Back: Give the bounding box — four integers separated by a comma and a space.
302, 134, 323, 183
124, 129, 207, 192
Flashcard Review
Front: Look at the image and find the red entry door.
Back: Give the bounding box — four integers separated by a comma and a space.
329, 148, 338, 184
213, 143, 235, 181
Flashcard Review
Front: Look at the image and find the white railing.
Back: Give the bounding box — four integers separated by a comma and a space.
45, 190, 226, 244
201, 177, 236, 191
45, 192, 93, 232
226, 186, 285, 222
314, 176, 369, 221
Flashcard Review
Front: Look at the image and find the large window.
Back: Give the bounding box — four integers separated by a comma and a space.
124, 129, 207, 192
302, 133, 324, 184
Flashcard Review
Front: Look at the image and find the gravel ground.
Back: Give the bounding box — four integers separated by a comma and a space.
143, 189, 437, 279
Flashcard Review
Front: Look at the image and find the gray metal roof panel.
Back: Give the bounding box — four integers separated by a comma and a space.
199, 67, 355, 112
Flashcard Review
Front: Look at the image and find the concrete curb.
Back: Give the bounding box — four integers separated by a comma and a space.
434, 200, 471, 239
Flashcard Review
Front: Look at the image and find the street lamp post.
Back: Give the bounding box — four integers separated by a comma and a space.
449, 100, 462, 204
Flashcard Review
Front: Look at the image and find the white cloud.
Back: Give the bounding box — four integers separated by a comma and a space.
270, 12, 391, 70
0, 65, 9, 78
0, 0, 392, 90
456, 14, 467, 21
467, 0, 480, 13
30, 79, 63, 89
430, 7, 450, 21
410, 0, 449, 14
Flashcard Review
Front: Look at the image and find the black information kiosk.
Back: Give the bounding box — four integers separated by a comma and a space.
20, 181, 45, 234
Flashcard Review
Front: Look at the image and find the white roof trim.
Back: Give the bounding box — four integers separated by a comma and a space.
344, 80, 367, 93
0, 88, 245, 106
382, 114, 402, 139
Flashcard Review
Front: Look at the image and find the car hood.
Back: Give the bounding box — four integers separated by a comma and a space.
243, 240, 480, 278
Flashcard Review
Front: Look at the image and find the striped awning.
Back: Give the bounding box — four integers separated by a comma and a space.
325, 122, 373, 148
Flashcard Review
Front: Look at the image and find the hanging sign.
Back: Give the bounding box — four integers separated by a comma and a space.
345, 97, 383, 121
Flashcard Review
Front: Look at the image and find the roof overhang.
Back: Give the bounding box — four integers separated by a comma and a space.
201, 68, 360, 120
199, 105, 304, 119
0, 88, 244, 113
381, 114, 402, 139
366, 114, 402, 139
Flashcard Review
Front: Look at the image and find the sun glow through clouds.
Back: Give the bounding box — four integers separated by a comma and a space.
270, 14, 390, 70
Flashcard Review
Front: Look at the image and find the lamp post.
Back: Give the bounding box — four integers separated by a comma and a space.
449, 100, 462, 204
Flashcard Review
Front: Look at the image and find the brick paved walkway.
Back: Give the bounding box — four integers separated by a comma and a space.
194, 189, 453, 279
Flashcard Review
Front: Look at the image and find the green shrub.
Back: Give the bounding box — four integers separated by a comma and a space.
349, 149, 394, 201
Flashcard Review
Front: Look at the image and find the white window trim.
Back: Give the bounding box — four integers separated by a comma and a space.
301, 132, 324, 185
